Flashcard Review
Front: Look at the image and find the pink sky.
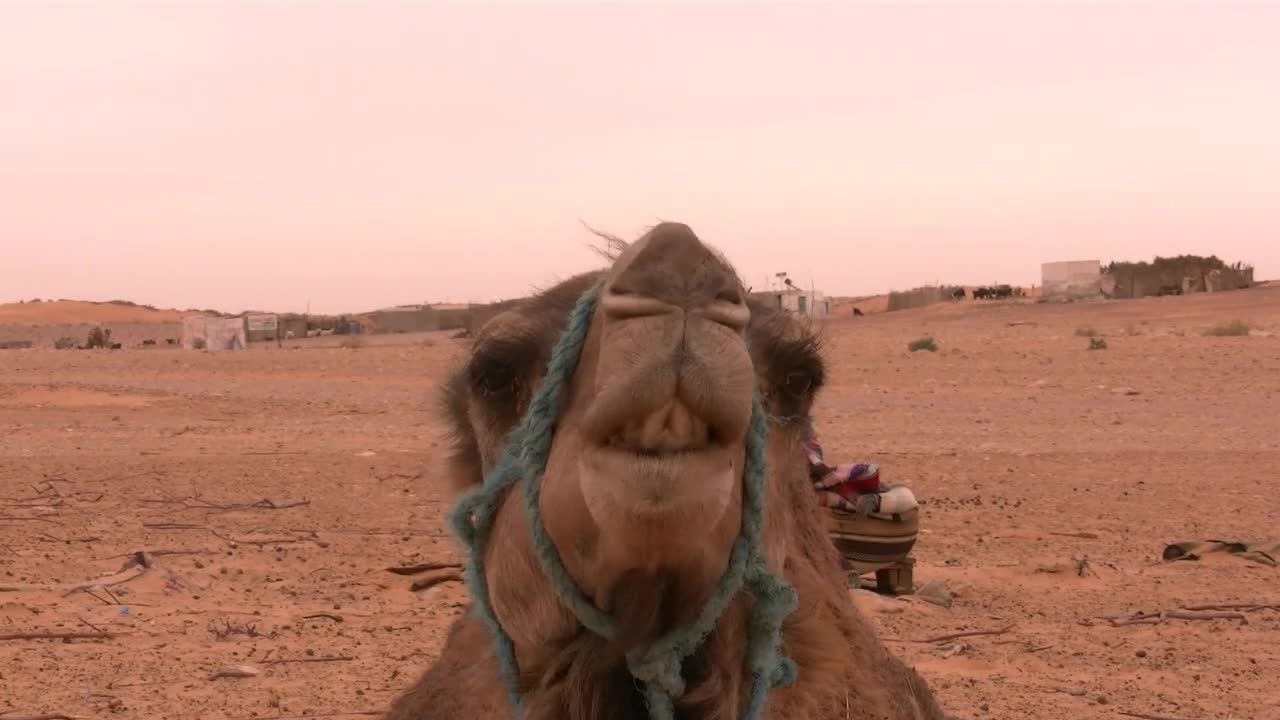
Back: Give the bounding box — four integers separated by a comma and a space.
2, 2, 1278, 314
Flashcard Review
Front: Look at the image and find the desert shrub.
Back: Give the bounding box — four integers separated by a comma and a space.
1075, 327, 1098, 337
1088, 337, 1108, 350
908, 336, 938, 353
1203, 320, 1252, 337
54, 336, 76, 350
84, 326, 111, 349
192, 338, 207, 350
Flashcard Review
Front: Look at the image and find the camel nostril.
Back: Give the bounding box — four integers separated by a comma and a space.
601, 284, 679, 321
715, 285, 745, 306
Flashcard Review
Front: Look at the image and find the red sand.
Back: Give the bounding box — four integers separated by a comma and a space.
2, 285, 1278, 719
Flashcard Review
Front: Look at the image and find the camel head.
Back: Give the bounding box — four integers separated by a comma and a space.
440, 222, 829, 716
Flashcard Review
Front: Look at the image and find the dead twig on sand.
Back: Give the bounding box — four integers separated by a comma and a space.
140, 496, 310, 513
264, 655, 354, 665
141, 522, 205, 530
240, 707, 378, 712
409, 569, 463, 592
38, 533, 102, 544
0, 713, 82, 720
1049, 531, 1100, 539
0, 629, 124, 641
1118, 712, 1208, 720
890, 625, 1018, 640
915, 626, 1014, 644
207, 665, 261, 680
208, 528, 319, 546
0, 515, 58, 524
300, 613, 344, 623
62, 565, 147, 597
102, 548, 210, 560
1183, 602, 1280, 612
0, 583, 54, 592
1105, 609, 1248, 627
386, 561, 462, 576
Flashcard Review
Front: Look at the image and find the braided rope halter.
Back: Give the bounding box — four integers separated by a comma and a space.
447, 282, 798, 719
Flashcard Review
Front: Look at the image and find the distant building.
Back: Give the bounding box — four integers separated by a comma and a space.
1100, 256, 1253, 299
244, 313, 280, 343
181, 315, 247, 350
751, 276, 829, 317
364, 305, 439, 334
1041, 260, 1103, 302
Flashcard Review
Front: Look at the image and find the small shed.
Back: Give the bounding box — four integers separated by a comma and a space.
751, 288, 829, 317
182, 316, 247, 350
1041, 260, 1103, 302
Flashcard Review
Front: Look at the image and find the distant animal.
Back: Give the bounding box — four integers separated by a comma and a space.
973, 287, 992, 299
286, 330, 295, 339
852, 307, 864, 316
142, 339, 156, 346
383, 222, 946, 720
165, 338, 177, 345
993, 285, 1014, 299
951, 288, 967, 300
1157, 285, 1183, 296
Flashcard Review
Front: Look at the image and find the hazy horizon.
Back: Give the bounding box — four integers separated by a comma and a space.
3, 2, 1278, 315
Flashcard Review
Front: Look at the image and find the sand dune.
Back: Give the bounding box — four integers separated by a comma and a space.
0, 300, 190, 326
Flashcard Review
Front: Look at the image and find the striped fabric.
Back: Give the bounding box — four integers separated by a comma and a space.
804, 423, 919, 569
825, 507, 919, 570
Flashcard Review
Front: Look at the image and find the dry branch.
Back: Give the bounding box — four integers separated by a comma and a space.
409, 569, 462, 592
0, 629, 122, 641
916, 626, 1014, 644
1183, 602, 1280, 612
300, 613, 344, 623
140, 496, 310, 512
240, 707, 378, 712
208, 665, 261, 680
1118, 713, 1207, 720
0, 713, 81, 720
264, 655, 354, 665
1107, 609, 1248, 627
0, 583, 53, 593
62, 565, 147, 597
386, 561, 462, 576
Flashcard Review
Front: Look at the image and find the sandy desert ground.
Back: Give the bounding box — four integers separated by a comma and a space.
2, 285, 1278, 720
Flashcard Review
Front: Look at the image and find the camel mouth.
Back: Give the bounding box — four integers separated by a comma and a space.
597, 398, 726, 458
579, 441, 738, 522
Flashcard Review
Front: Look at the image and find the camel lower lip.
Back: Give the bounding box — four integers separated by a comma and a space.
578, 444, 737, 521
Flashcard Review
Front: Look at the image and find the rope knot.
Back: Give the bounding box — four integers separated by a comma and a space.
626, 649, 687, 697
770, 656, 798, 687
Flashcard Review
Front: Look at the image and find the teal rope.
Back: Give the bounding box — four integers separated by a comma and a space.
447, 282, 798, 719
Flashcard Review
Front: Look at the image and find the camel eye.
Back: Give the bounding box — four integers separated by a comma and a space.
783, 371, 812, 397
468, 354, 515, 398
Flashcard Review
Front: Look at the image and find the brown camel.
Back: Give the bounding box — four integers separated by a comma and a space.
385, 223, 947, 720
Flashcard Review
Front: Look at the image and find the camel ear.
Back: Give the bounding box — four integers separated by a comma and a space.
439, 371, 484, 495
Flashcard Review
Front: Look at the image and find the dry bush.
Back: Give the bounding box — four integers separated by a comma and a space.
54, 336, 76, 350
1088, 337, 1108, 351
84, 326, 111, 349
1203, 320, 1252, 337
908, 336, 938, 352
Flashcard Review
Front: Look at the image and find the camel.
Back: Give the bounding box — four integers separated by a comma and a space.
385, 222, 947, 720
